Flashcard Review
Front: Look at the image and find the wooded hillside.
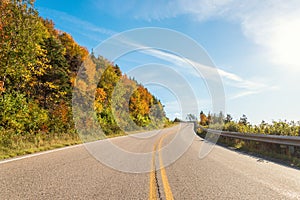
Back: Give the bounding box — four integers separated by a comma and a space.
0, 0, 169, 158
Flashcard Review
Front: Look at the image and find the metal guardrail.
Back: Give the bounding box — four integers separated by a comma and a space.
197, 125, 300, 147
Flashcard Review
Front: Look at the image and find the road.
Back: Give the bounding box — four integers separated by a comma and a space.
1, 123, 300, 199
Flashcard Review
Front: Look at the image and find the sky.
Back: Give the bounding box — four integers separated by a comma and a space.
35, 0, 300, 124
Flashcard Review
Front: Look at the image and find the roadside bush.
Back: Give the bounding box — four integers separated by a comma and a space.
0, 91, 48, 135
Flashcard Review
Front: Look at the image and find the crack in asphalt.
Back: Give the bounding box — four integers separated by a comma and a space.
154, 158, 163, 200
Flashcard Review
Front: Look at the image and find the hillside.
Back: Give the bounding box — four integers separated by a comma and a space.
0, 0, 169, 159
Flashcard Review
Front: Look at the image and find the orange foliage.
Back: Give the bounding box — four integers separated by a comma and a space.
0, 81, 5, 93
95, 88, 106, 102
130, 86, 154, 116
200, 112, 208, 126
52, 101, 69, 124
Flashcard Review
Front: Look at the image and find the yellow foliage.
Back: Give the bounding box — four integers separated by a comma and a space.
45, 82, 59, 89
94, 88, 107, 113
95, 88, 106, 102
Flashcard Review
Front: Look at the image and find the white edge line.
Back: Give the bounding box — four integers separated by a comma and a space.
0, 134, 147, 165
0, 124, 183, 165
0, 132, 142, 165
0, 143, 84, 165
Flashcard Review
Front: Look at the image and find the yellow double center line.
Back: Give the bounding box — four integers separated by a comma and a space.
149, 131, 174, 200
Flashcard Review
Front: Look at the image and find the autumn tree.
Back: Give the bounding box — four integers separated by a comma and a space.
0, 0, 169, 155
129, 86, 153, 126
58, 32, 88, 74
200, 111, 208, 126
0, 0, 50, 94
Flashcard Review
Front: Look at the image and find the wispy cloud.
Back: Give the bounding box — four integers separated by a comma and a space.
101, 0, 300, 70
148, 49, 277, 99
111, 36, 273, 100
229, 90, 261, 100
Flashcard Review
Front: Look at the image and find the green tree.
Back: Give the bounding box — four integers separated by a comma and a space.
0, 0, 50, 94
239, 114, 248, 126
0, 91, 48, 135
35, 35, 70, 108
224, 114, 233, 124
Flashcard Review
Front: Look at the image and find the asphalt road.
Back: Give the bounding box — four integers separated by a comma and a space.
1, 123, 300, 199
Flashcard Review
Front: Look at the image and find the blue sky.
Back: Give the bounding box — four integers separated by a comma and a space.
35, 0, 300, 124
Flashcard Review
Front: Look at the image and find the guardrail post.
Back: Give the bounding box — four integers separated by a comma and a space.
287, 146, 295, 158
296, 147, 300, 158
280, 145, 287, 155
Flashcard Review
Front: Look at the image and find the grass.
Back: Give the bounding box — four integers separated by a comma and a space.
196, 128, 300, 169
0, 135, 82, 160
0, 122, 178, 160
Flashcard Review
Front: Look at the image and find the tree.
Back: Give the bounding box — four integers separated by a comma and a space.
239, 114, 248, 126
149, 101, 165, 121
186, 114, 197, 121
200, 111, 208, 126
224, 114, 233, 124
207, 112, 212, 125
94, 88, 106, 113
129, 86, 153, 126
35, 35, 70, 108
174, 118, 181, 123
58, 32, 88, 74
0, 0, 169, 151
90, 56, 168, 132
217, 111, 224, 124
98, 64, 122, 106
0, 0, 50, 94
